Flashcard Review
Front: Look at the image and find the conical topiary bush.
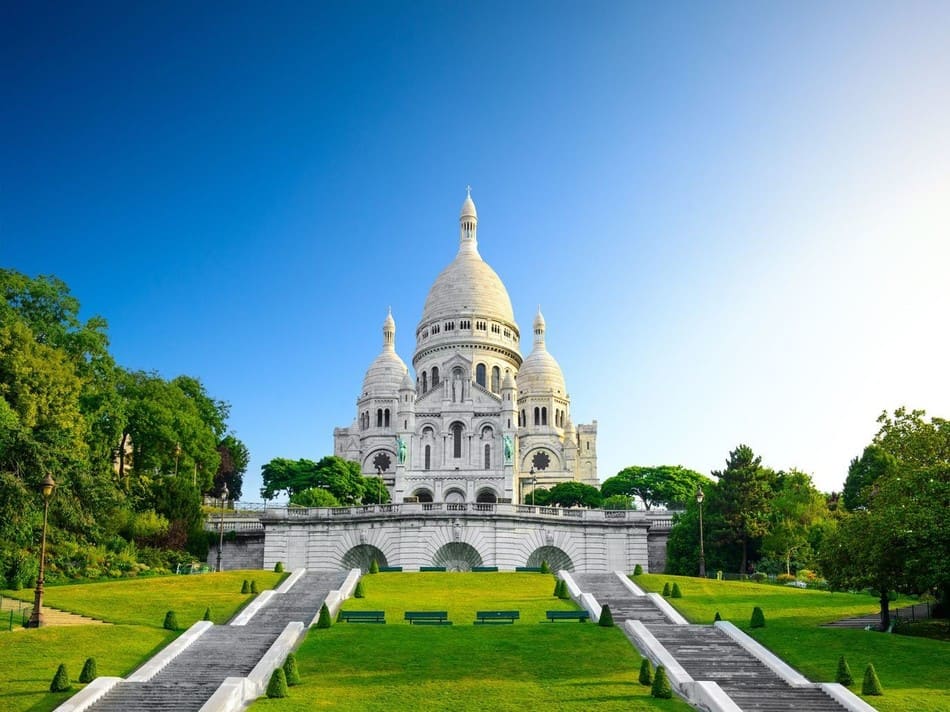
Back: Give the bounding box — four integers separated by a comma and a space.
203, 607, 212, 621
50, 663, 71, 692
369, 559, 379, 574
862, 663, 883, 695
553, 578, 562, 597
651, 665, 672, 698
250, 580, 259, 594
714, 611, 722, 622
283, 652, 301, 686
750, 606, 765, 628
633, 564, 643, 576
540, 560, 551, 574
598, 604, 614, 627
671, 583, 682, 598
266, 667, 288, 698
662, 582, 672, 597
354, 579, 366, 598
79, 657, 97, 683
274, 561, 284, 573
241, 579, 250, 594
316, 603, 332, 629
558, 580, 571, 600
638, 658, 653, 686
163, 610, 179, 630
835, 656, 854, 686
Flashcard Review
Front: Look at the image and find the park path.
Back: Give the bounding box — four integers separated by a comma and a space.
1, 595, 108, 629
86, 570, 346, 711
573, 573, 852, 712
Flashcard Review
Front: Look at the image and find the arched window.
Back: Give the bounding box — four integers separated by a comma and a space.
422, 372, 428, 393
452, 423, 463, 458
484, 444, 491, 469
491, 366, 500, 392
432, 366, 440, 387
425, 445, 431, 470
376, 409, 383, 427
384, 409, 390, 427
475, 363, 486, 387
452, 366, 463, 378
542, 407, 547, 425
521, 409, 526, 427
534, 407, 540, 425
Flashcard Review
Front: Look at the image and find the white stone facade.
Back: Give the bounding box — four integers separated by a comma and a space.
334, 191, 598, 503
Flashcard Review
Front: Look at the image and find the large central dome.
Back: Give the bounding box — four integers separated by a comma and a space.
418, 191, 516, 328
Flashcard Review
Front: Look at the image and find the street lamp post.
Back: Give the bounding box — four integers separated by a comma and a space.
27, 474, 56, 628
216, 483, 229, 572
696, 486, 706, 578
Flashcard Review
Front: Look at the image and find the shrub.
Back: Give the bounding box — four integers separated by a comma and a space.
751, 572, 768, 583
651, 665, 672, 698
50, 663, 71, 692
776, 573, 796, 584
714, 611, 722, 622
633, 564, 643, 576
662, 582, 672, 597
553, 579, 562, 597
274, 561, 284, 573
163, 610, 179, 630
283, 652, 301, 686
203, 607, 212, 621
750, 606, 765, 628
638, 658, 653, 686
369, 559, 379, 574
250, 580, 259, 594
354, 579, 365, 598
862, 663, 883, 695
79, 657, 97, 683
671, 583, 682, 598
266, 667, 288, 698
598, 604, 614, 627
316, 603, 332, 628
241, 579, 250, 594
540, 560, 551, 574
558, 580, 571, 600
836, 655, 854, 687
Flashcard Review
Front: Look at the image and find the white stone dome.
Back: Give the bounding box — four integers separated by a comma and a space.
517, 308, 566, 396
420, 251, 516, 325
362, 311, 408, 396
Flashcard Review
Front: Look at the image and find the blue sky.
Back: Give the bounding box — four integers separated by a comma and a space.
3, 2, 948, 500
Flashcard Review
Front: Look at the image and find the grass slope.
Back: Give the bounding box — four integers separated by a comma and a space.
0, 570, 284, 712
253, 573, 691, 711
635, 573, 950, 712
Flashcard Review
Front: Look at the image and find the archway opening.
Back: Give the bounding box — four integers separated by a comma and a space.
444, 488, 465, 504
341, 544, 388, 572
432, 542, 483, 572
476, 488, 497, 503
527, 546, 574, 572
413, 488, 434, 503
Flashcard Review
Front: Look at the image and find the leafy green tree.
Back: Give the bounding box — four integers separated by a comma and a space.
290, 487, 340, 508
547, 481, 602, 508
528, 487, 551, 506
602, 494, 635, 510
843, 445, 898, 511
214, 434, 249, 501
261, 456, 365, 503
360, 475, 391, 505
762, 470, 831, 575
602, 465, 709, 510
873, 407, 950, 468
714, 445, 775, 574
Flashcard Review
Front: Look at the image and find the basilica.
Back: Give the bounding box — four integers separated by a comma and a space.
333, 191, 598, 504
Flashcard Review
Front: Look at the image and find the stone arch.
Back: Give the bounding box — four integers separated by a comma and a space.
443, 487, 465, 503
527, 546, 574, 572
412, 487, 434, 503
341, 544, 388, 572
432, 542, 483, 571
476, 487, 497, 503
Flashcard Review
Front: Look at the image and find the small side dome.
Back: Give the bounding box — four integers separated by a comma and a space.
362, 310, 408, 396
517, 307, 566, 396
502, 370, 516, 389
400, 371, 414, 390
460, 185, 477, 219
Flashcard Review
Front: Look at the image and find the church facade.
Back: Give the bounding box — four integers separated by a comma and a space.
333, 191, 597, 503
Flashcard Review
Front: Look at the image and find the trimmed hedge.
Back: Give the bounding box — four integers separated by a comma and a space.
662, 582, 671, 597
316, 603, 332, 629
651, 665, 672, 698
714, 611, 722, 622
750, 606, 765, 628
79, 657, 97, 684
354, 579, 366, 598
283, 652, 301, 686
598, 604, 614, 627
203, 607, 212, 621
369, 559, 380, 574
836, 655, 854, 686
50, 663, 71, 692
553, 579, 562, 597
163, 610, 179, 630
266, 667, 288, 698
638, 658, 653, 686
274, 561, 284, 573
862, 663, 883, 696
671, 582, 682, 598
540, 560, 551, 574
633, 564, 643, 576
241, 579, 250, 594
250, 580, 259, 594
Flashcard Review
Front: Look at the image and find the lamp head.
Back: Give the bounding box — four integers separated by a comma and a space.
40, 473, 56, 499
696, 486, 704, 505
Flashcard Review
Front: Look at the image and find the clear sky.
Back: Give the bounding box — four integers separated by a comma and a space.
3, 2, 948, 500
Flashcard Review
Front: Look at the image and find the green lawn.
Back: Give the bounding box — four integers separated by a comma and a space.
254, 573, 690, 711
0, 570, 284, 712
635, 573, 950, 712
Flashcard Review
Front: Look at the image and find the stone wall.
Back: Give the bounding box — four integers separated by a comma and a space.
647, 530, 670, 573
207, 532, 265, 570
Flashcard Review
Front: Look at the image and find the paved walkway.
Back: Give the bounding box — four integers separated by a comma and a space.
87, 570, 346, 711
822, 601, 934, 630
1, 596, 108, 629
573, 573, 849, 712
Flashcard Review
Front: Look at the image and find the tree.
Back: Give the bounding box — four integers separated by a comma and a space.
714, 445, 775, 574
873, 407, 950, 468
601, 494, 635, 510
547, 481, 602, 508
260, 456, 365, 503
761, 470, 831, 574
290, 487, 340, 507
214, 434, 249, 501
843, 445, 898, 511
601, 465, 708, 510
361, 475, 391, 505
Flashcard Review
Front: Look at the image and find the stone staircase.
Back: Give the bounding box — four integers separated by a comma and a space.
87, 570, 347, 711
573, 573, 849, 712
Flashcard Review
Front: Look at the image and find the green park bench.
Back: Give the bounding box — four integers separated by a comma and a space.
420, 566, 446, 572
378, 566, 403, 572
338, 610, 386, 623
472, 566, 498, 572
546, 610, 590, 622
515, 566, 543, 572
474, 610, 519, 624
404, 611, 452, 625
